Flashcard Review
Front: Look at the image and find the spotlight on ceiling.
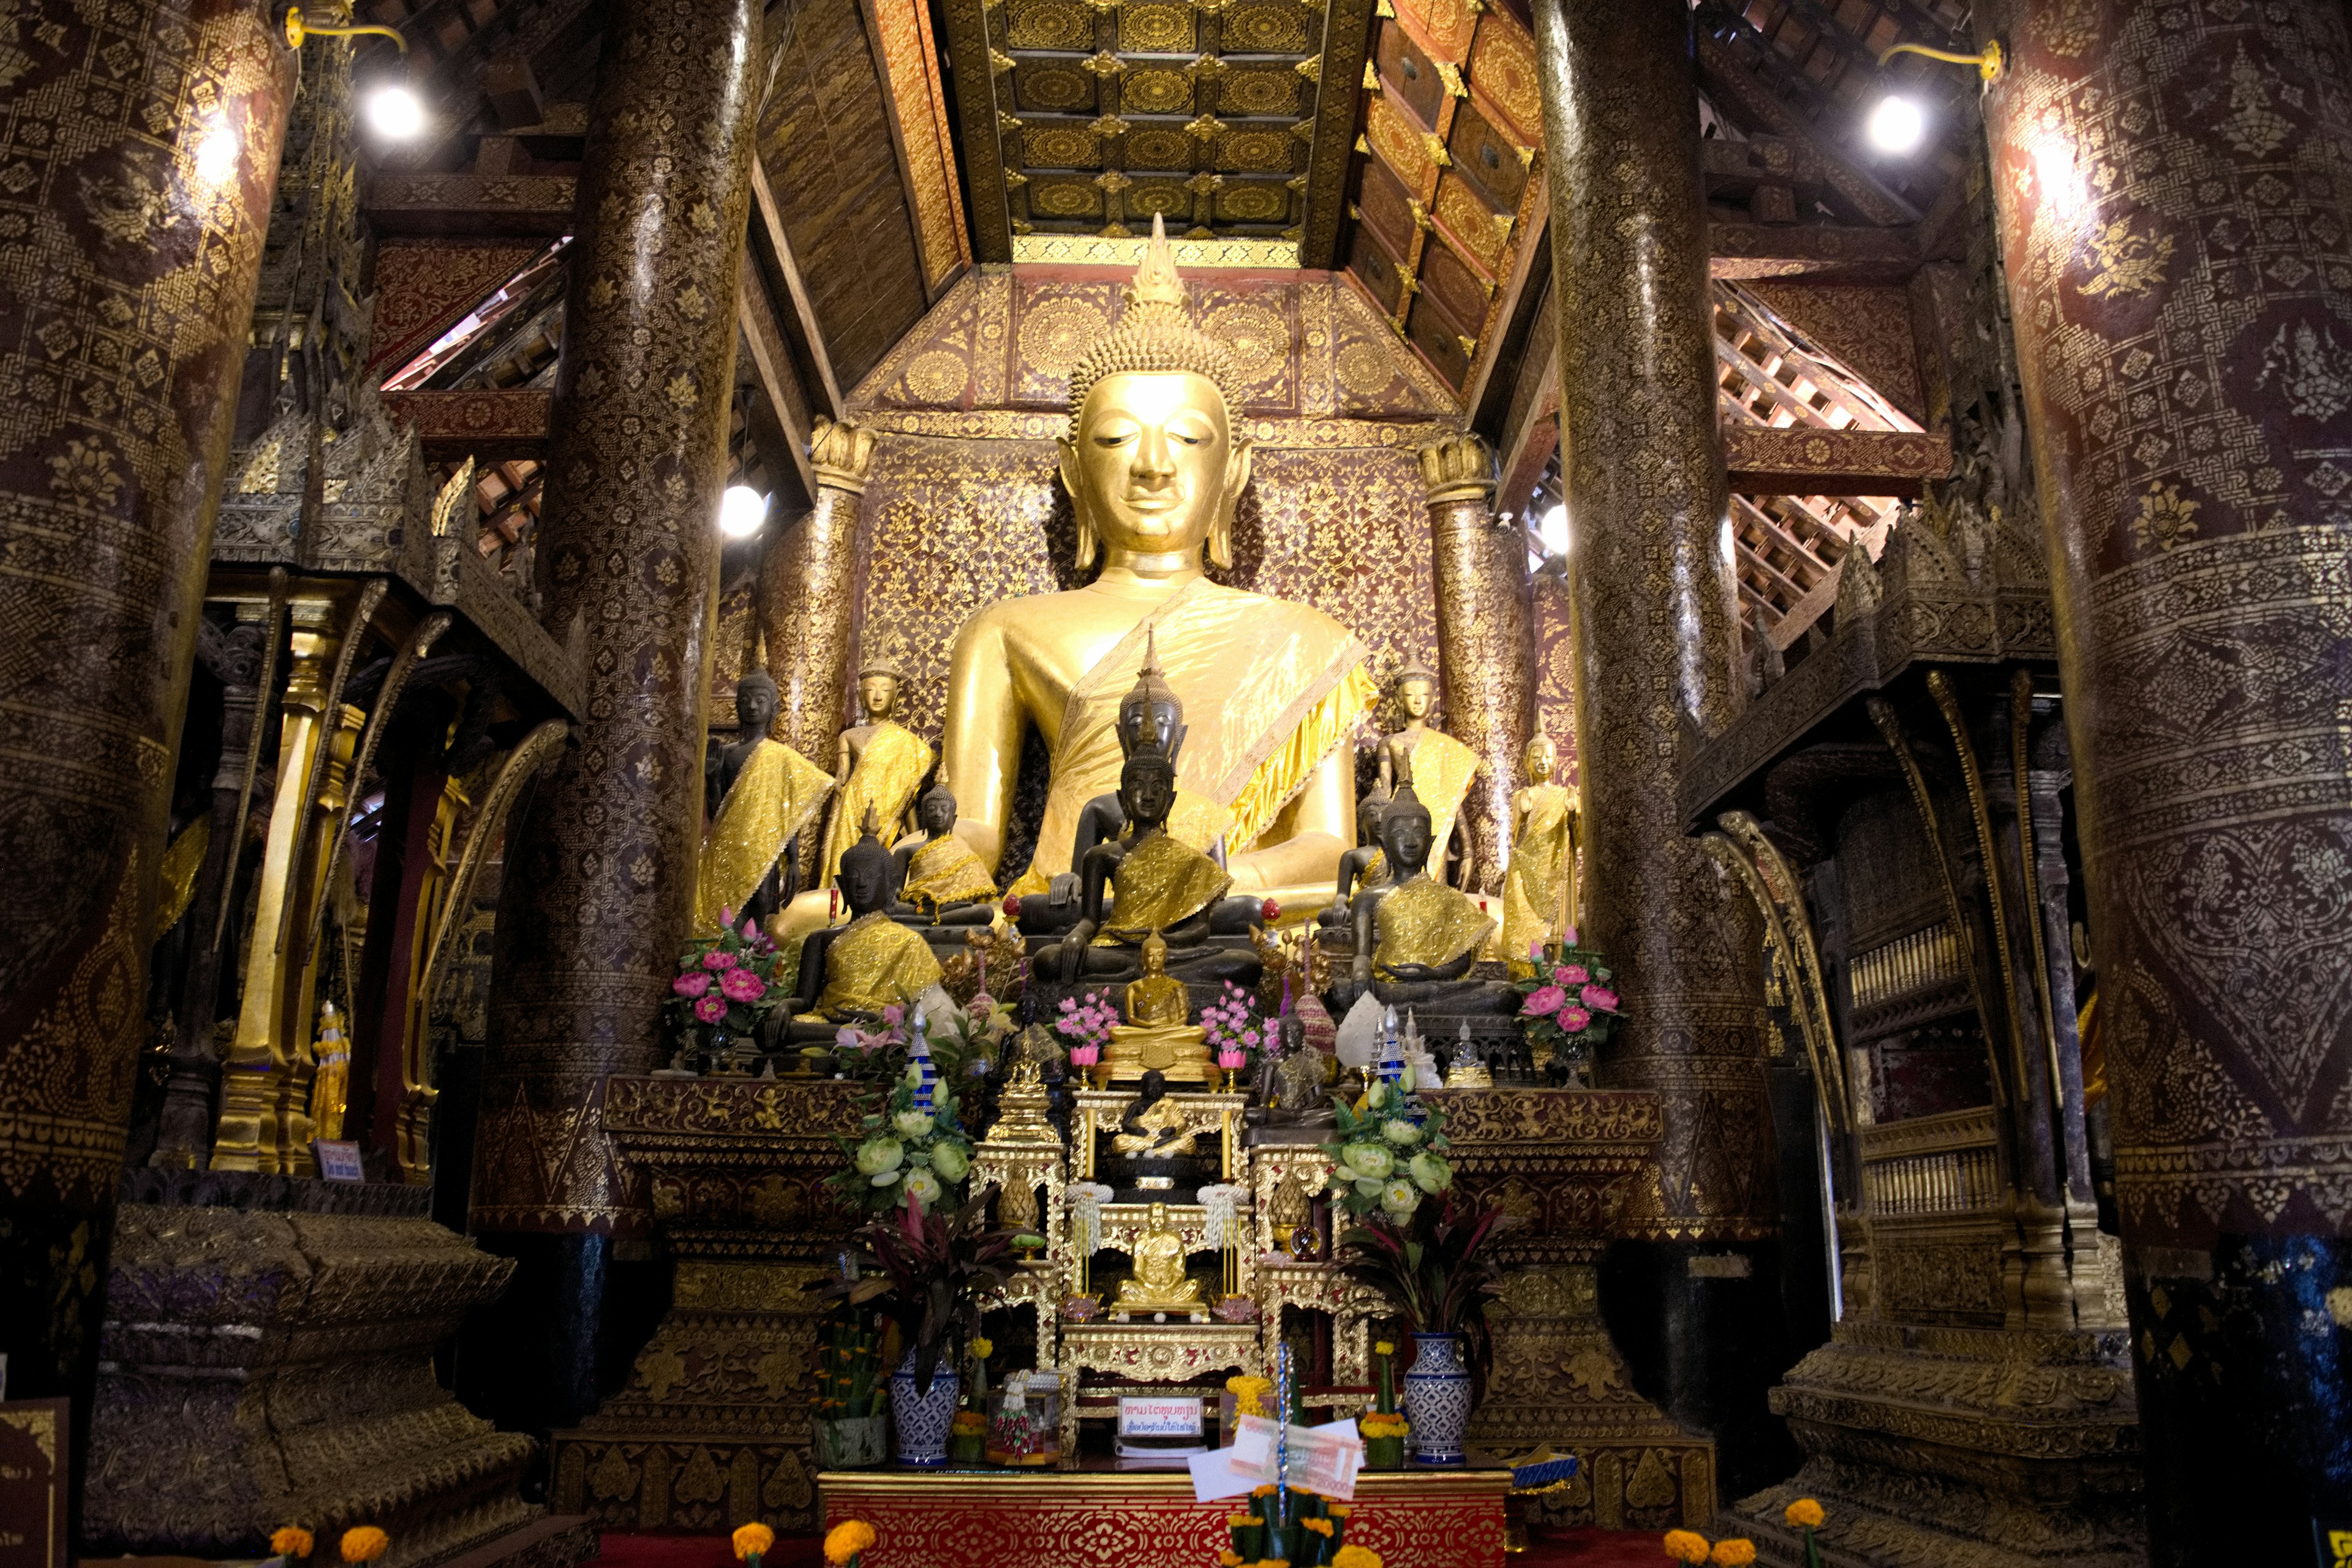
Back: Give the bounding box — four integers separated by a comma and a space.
1866, 93, 1928, 154
720, 484, 771, 538
364, 84, 426, 141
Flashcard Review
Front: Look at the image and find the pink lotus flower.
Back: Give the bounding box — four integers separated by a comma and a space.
695, 995, 727, 1023
1524, 985, 1567, 1017
1059, 997, 1077, 1012
1563, 925, 1578, 945
1218, 1050, 1247, 1070
720, 967, 767, 1003
672, 971, 711, 998
740, 917, 761, 941
1529, 941, 1545, 962
1558, 963, 1589, 986
718, 906, 736, 928
1557, 1005, 1592, 1033
1580, 983, 1619, 1014
883, 1003, 905, 1027
1068, 1044, 1100, 1066
702, 949, 737, 971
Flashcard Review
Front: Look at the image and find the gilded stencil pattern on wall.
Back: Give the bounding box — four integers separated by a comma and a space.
476, 0, 764, 1234
1988, 1, 2352, 1242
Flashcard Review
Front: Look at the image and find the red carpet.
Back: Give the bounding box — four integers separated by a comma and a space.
596, 1526, 1661, 1567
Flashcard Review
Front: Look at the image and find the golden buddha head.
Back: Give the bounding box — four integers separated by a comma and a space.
1394, 660, 1438, 722
857, 650, 903, 720
1140, 927, 1170, 976
1523, 732, 1556, 783
1061, 215, 1253, 572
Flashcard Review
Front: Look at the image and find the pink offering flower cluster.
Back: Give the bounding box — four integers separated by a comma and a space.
666, 907, 787, 1049
1515, 944, 1625, 1063
1055, 992, 1121, 1066
1199, 981, 1262, 1064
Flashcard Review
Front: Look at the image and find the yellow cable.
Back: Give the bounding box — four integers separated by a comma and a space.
284, 7, 409, 50
1877, 39, 2003, 81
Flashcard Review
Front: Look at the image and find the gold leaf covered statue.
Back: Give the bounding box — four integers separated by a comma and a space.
1111, 1199, 1205, 1313
1500, 731, 1580, 959
699, 645, 834, 935
1345, 781, 1520, 1016
818, 647, 933, 889
1376, 661, 1477, 888
785, 810, 946, 1040
889, 771, 998, 924
943, 213, 1376, 911
1105, 929, 1212, 1082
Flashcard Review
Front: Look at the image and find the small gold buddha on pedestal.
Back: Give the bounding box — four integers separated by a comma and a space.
1112, 1200, 1205, 1314
1104, 930, 1213, 1082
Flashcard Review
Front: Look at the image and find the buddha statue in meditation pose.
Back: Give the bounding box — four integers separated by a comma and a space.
1344, 783, 1520, 1016
1317, 782, 1393, 928
784, 811, 945, 1041
1105, 930, 1212, 1082
888, 773, 997, 925
1036, 743, 1260, 986
942, 214, 1376, 911
698, 649, 833, 936
1110, 1068, 1199, 1158
1112, 1200, 1205, 1314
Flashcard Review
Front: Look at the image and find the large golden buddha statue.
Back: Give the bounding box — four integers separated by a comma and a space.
943, 215, 1376, 908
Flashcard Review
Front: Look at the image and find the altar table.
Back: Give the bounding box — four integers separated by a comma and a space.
818, 1463, 1511, 1567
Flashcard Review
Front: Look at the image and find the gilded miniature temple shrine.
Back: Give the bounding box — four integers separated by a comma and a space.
4, 0, 2349, 1565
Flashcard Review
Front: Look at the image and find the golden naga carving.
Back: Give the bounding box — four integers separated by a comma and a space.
940, 213, 1375, 910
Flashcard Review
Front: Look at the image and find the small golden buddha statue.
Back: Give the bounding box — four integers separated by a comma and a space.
889, 772, 998, 925
1105, 930, 1213, 1082
699, 646, 834, 935
941, 214, 1377, 913
1377, 662, 1477, 888
1112, 1200, 1205, 1313
1110, 1068, 1200, 1158
818, 647, 933, 890
1501, 731, 1580, 960
1346, 785, 1519, 1016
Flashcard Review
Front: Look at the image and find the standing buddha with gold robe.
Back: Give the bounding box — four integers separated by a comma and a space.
1501, 731, 1579, 959
699, 652, 834, 935
818, 650, 932, 889
1376, 662, 1478, 887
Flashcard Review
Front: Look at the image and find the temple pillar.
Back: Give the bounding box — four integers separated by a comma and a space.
1531, 0, 1792, 1496
1420, 432, 1534, 895
1981, 2, 2352, 1558
465, 0, 764, 1436
0, 0, 292, 1431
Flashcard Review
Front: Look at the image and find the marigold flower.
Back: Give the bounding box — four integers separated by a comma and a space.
1304, 1518, 1334, 1536
339, 1528, 388, 1564
1662, 1530, 1713, 1564
1784, 1498, 1825, 1529
1709, 1542, 1756, 1567
821, 1520, 876, 1564
1332, 1547, 1383, 1568
1374, 1341, 1394, 1356
970, 1336, 994, 1359
732, 1523, 776, 1562
271, 1528, 314, 1559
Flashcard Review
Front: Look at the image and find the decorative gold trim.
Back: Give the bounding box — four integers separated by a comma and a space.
1716, 812, 1849, 1129
418, 719, 571, 1010
1926, 670, 2032, 1109
1008, 233, 1300, 267
1867, 693, 2008, 1108
214, 567, 288, 956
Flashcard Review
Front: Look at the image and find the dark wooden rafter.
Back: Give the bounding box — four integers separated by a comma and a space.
748, 159, 846, 421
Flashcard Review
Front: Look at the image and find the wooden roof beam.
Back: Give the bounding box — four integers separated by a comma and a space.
736, 245, 819, 505
748, 158, 846, 422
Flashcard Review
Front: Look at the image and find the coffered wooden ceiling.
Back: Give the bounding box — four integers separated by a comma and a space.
937, 0, 1376, 262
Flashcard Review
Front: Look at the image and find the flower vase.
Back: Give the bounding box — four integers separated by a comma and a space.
811, 1414, 888, 1469
1401, 1332, 1472, 1465
889, 1352, 962, 1466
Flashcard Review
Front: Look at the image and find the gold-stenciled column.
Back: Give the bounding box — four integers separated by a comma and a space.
763, 418, 876, 753
213, 604, 351, 1175
1980, 2, 2352, 1558
0, 0, 293, 1408
1532, 0, 1787, 1499
1420, 432, 1535, 895
468, 0, 766, 1438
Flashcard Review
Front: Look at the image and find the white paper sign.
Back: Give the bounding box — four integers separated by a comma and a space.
1118, 1396, 1203, 1438
313, 1140, 364, 1182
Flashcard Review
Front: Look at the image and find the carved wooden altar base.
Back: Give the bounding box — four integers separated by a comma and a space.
820, 1465, 1511, 1567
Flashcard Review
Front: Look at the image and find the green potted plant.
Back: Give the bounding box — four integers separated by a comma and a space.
809, 1317, 889, 1469
1335, 1193, 1510, 1466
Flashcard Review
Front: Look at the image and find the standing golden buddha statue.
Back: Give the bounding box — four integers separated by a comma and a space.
699, 649, 835, 935
1376, 662, 1478, 888
818, 648, 932, 889
1500, 731, 1580, 959
941, 214, 1376, 908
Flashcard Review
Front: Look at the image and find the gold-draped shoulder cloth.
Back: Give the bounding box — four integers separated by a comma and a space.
901, 832, 998, 909
696, 739, 834, 934
1010, 578, 1376, 894
804, 912, 946, 1021
1373, 876, 1498, 978
1099, 831, 1234, 943
1501, 782, 1578, 958
1398, 729, 1480, 868
820, 722, 934, 888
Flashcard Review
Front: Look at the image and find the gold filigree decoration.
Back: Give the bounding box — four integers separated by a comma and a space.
2130, 481, 2201, 552
2079, 217, 2174, 300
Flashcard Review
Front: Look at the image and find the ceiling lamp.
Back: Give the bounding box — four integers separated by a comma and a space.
720, 484, 771, 538
363, 85, 427, 141
1866, 39, 2003, 155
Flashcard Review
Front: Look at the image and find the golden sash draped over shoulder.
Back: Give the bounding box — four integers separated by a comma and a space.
1501, 783, 1578, 959
1010, 579, 1374, 894
820, 722, 934, 888
805, 913, 945, 1021
1373, 876, 1498, 977
1398, 729, 1479, 866
1101, 833, 1233, 943
901, 832, 998, 909
696, 739, 834, 935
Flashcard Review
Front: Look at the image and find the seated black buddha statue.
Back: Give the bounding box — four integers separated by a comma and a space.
1333, 783, 1518, 1017
779, 812, 946, 1043
1316, 783, 1393, 929
888, 774, 997, 925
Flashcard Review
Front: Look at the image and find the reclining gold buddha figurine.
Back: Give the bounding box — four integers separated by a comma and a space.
1034, 742, 1260, 987
941, 214, 1376, 913
783, 810, 945, 1042
1342, 782, 1519, 1016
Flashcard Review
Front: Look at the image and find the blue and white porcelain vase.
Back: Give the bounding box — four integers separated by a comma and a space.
1401, 1331, 1472, 1465
889, 1350, 961, 1466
